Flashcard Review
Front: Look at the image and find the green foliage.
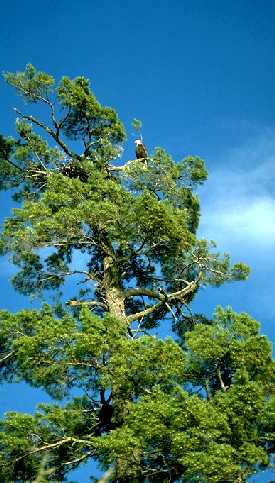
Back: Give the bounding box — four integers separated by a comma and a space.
4, 64, 54, 102
0, 65, 273, 482
131, 118, 142, 133
57, 76, 125, 146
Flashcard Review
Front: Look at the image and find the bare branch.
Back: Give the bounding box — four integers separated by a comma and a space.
36, 238, 97, 248
124, 287, 162, 300
0, 351, 14, 364
110, 157, 152, 171
66, 300, 107, 309
127, 279, 199, 323
63, 451, 94, 466
217, 368, 228, 392
181, 302, 196, 326
4, 436, 94, 467
164, 301, 179, 323
56, 269, 99, 283
127, 300, 164, 323
24, 133, 48, 171
167, 279, 198, 301
43, 95, 59, 131
98, 467, 115, 483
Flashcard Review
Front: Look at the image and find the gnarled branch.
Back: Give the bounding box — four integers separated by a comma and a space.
127, 279, 199, 323
124, 287, 162, 300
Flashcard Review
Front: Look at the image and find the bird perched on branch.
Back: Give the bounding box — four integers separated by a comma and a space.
134, 139, 148, 160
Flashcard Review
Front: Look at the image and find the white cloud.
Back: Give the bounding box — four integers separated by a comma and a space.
198, 129, 275, 253
194, 129, 275, 336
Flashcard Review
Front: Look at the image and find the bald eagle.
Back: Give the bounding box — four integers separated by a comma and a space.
135, 139, 148, 160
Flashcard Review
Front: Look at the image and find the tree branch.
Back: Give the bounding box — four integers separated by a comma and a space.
124, 287, 162, 300
5, 156, 24, 172
217, 368, 228, 391
66, 300, 107, 309
63, 451, 94, 466
43, 95, 59, 132
25, 135, 49, 171
127, 300, 164, 323
126, 279, 199, 323
37, 238, 97, 248
110, 157, 151, 171
98, 467, 115, 483
0, 351, 14, 364
4, 436, 94, 467
57, 269, 99, 283
37, 357, 101, 370
14, 108, 79, 160
167, 280, 198, 301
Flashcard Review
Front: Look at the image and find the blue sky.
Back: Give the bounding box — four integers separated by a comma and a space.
1, 1, 275, 481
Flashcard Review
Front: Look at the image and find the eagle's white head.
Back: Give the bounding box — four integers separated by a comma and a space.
134, 139, 142, 145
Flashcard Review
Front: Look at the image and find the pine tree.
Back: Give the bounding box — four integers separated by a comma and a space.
0, 65, 273, 482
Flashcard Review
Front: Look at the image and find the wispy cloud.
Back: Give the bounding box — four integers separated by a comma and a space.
198, 128, 275, 254
194, 129, 275, 336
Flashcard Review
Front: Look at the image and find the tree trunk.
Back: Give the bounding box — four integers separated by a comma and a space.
103, 254, 126, 322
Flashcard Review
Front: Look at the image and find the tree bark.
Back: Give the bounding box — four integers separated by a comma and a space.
103, 253, 127, 322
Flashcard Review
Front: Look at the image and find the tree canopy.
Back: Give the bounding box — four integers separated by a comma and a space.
0, 65, 274, 482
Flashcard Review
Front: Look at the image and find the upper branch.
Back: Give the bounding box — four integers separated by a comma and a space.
14, 108, 80, 160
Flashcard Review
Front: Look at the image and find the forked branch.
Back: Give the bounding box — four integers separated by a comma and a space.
14, 108, 79, 160
127, 279, 199, 323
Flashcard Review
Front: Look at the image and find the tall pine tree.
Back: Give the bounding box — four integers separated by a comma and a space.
0, 65, 274, 482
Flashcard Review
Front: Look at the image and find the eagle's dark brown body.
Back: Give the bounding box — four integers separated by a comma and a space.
135, 140, 148, 160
